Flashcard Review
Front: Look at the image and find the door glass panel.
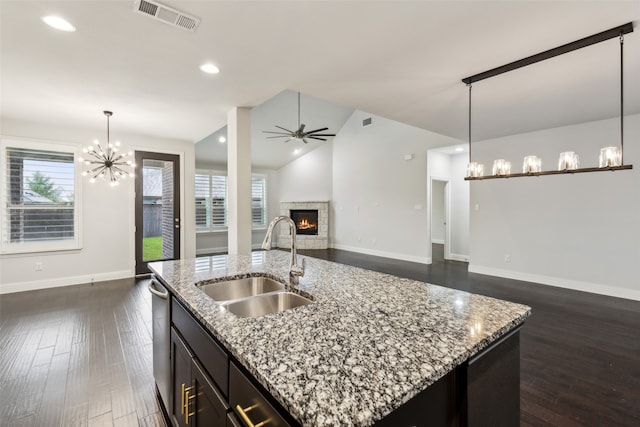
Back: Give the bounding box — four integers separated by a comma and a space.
142, 159, 174, 262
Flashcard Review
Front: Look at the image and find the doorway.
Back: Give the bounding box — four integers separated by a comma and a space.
135, 151, 180, 275
430, 178, 450, 262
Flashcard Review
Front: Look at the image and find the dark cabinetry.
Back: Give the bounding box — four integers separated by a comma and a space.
170, 328, 229, 426
229, 362, 292, 427
169, 297, 294, 427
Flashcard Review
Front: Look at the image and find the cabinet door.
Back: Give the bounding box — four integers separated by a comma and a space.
192, 358, 229, 426
229, 362, 292, 427
171, 328, 194, 427
466, 328, 520, 427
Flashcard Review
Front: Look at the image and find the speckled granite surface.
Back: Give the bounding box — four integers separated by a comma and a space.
149, 250, 531, 426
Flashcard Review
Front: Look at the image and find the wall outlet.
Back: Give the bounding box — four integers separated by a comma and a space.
504, 254, 511, 263
35, 262, 43, 271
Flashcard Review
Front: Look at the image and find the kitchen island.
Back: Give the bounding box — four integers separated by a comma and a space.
150, 250, 531, 427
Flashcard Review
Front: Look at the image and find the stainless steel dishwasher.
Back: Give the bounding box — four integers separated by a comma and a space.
149, 278, 170, 412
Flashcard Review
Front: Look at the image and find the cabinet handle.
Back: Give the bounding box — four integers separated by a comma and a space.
236, 404, 270, 427
181, 384, 186, 415
185, 388, 195, 425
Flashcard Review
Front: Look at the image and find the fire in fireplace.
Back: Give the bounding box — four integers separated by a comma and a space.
290, 209, 318, 235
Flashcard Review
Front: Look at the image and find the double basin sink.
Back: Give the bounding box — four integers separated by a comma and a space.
198, 276, 312, 318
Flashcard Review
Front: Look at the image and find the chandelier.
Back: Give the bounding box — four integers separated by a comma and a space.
78, 111, 135, 186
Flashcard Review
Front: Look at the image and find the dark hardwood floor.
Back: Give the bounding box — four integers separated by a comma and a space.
0, 278, 164, 427
1, 245, 638, 426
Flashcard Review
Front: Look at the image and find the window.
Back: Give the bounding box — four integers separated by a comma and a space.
195, 171, 227, 230
251, 176, 266, 227
195, 171, 267, 231
1, 139, 81, 253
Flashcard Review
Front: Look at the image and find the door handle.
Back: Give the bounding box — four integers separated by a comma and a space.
148, 280, 168, 299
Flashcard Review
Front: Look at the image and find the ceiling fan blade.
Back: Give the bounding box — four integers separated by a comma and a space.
275, 125, 294, 133
263, 131, 292, 135
304, 127, 328, 134
266, 135, 290, 139
303, 138, 310, 144
299, 124, 306, 132
308, 133, 335, 137
307, 136, 328, 141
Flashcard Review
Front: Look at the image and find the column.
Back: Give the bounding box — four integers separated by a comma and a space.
227, 107, 252, 255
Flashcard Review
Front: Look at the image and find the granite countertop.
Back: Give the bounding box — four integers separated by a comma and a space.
149, 250, 531, 426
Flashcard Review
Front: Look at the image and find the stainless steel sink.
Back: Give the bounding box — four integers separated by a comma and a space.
199, 277, 285, 302
222, 292, 312, 318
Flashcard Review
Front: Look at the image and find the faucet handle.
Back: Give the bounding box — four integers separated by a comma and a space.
290, 257, 305, 278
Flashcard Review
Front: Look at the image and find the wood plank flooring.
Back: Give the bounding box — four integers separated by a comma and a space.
1, 246, 639, 426
0, 278, 165, 427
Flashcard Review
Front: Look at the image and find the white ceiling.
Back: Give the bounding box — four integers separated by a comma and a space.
1, 1, 639, 169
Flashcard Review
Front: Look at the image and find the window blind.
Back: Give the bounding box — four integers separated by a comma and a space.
3, 146, 76, 246
251, 177, 266, 226
195, 171, 227, 231
195, 171, 266, 231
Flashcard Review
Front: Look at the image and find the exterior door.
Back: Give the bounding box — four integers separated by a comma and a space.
135, 151, 180, 275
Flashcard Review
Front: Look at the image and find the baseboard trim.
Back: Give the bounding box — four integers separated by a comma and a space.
331, 244, 431, 265
468, 265, 640, 302
449, 253, 469, 262
0, 270, 133, 295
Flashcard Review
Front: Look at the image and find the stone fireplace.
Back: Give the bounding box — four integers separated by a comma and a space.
278, 201, 329, 249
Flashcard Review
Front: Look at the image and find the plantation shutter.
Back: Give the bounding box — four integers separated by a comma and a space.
3, 146, 75, 245
211, 175, 227, 227
251, 177, 266, 226
195, 173, 210, 228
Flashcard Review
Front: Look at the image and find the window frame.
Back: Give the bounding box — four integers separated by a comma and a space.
1, 137, 83, 254
195, 170, 268, 233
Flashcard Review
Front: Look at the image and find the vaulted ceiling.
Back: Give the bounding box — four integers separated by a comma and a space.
1, 1, 639, 169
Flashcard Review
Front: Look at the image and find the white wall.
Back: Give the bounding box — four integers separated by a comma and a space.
0, 118, 196, 293
427, 150, 470, 262
331, 111, 461, 263
278, 141, 333, 202
431, 180, 446, 243
470, 114, 640, 301
194, 163, 279, 255
450, 153, 470, 258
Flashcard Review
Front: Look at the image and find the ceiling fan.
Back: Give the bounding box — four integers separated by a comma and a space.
263, 92, 336, 144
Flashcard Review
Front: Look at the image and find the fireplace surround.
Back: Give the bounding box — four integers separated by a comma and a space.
278, 201, 328, 249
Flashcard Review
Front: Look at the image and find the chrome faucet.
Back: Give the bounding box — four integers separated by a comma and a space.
262, 216, 305, 282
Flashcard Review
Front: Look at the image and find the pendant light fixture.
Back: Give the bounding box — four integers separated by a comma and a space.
78, 111, 135, 186
463, 22, 633, 181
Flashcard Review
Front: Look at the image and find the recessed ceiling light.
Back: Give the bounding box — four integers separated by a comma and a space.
42, 16, 76, 32
455, 147, 464, 152
200, 63, 220, 74
293, 149, 301, 155
218, 136, 226, 143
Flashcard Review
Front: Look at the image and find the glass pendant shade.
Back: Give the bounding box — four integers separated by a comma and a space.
599, 146, 622, 167
492, 159, 511, 176
522, 155, 542, 173
466, 162, 484, 178
558, 152, 580, 170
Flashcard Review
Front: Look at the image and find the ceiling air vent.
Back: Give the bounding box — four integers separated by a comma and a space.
134, 0, 200, 32
362, 117, 372, 127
